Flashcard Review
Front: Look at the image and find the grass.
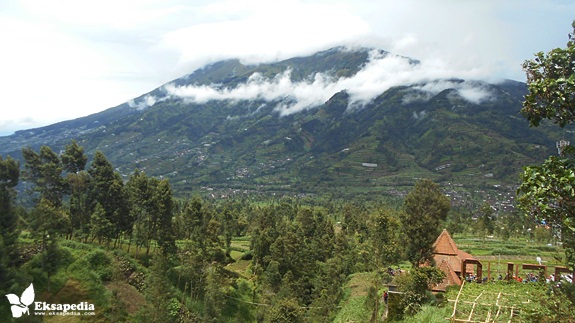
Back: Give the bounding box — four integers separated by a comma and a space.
17, 238, 151, 322
443, 281, 551, 322
332, 234, 571, 322
401, 305, 451, 323
333, 272, 378, 323
334, 295, 371, 323
16, 230, 569, 322
452, 234, 567, 280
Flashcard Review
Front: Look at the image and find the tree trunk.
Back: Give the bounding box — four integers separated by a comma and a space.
114, 234, 120, 249
127, 235, 132, 253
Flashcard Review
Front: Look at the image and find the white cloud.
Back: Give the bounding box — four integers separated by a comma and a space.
456, 85, 494, 105
406, 80, 495, 105
160, 0, 370, 69
128, 94, 162, 110
163, 49, 496, 115
1, 0, 574, 135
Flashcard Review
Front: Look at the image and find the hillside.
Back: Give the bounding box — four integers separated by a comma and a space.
0, 47, 570, 204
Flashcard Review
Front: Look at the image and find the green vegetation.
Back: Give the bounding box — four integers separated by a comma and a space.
518, 21, 575, 270
2, 23, 575, 323
0, 47, 571, 209
3, 143, 574, 322
442, 280, 575, 322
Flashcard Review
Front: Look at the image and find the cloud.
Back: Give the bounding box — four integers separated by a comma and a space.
160, 0, 371, 70
128, 94, 163, 110
455, 84, 494, 104
2, 0, 574, 135
163, 49, 497, 115
404, 80, 495, 105
164, 69, 341, 114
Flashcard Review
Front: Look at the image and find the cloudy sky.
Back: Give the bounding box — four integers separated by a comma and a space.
0, 0, 573, 136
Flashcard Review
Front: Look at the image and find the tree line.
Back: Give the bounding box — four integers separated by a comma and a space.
1, 140, 458, 321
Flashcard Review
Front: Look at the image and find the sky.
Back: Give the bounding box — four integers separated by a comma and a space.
0, 0, 573, 136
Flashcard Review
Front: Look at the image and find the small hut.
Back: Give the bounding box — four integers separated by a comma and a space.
432, 229, 481, 291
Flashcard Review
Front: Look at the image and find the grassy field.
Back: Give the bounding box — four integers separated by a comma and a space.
453, 235, 566, 279
334, 272, 380, 323
330, 234, 571, 322
16, 231, 569, 322
443, 280, 557, 322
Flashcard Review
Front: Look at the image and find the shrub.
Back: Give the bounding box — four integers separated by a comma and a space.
86, 250, 113, 282
490, 248, 522, 256
240, 250, 253, 260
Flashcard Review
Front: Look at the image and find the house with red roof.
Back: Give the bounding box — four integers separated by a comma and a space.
432, 229, 482, 291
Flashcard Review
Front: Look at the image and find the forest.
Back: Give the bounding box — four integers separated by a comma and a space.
1, 139, 574, 322
2, 18, 575, 323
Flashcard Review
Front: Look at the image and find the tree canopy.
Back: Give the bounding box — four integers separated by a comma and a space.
518, 21, 575, 269
400, 179, 450, 267
521, 21, 575, 128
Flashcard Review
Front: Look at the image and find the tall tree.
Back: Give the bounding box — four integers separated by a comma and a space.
521, 21, 575, 128
126, 169, 152, 254
0, 156, 20, 300
87, 151, 130, 247
22, 146, 67, 207
30, 198, 68, 291
220, 207, 236, 256
250, 207, 281, 274
60, 140, 88, 173
517, 21, 575, 268
61, 140, 90, 240
181, 196, 205, 243
478, 202, 495, 236
90, 203, 114, 244
153, 179, 177, 257
29, 198, 69, 248
138, 253, 177, 323
0, 155, 20, 264
368, 208, 400, 269
400, 179, 450, 267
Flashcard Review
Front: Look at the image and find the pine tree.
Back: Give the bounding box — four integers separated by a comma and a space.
61, 140, 89, 239
204, 263, 226, 321
0, 155, 20, 304
154, 179, 177, 257
126, 169, 152, 254
30, 199, 68, 291
400, 179, 450, 267
139, 253, 177, 323
0, 155, 20, 265
60, 140, 87, 173
87, 151, 131, 247
22, 146, 67, 207
90, 203, 114, 245
369, 208, 400, 269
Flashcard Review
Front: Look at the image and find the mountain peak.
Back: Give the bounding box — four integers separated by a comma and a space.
2, 47, 561, 206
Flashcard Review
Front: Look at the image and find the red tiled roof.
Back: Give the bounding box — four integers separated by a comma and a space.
433, 258, 462, 292
433, 229, 459, 256
431, 230, 478, 289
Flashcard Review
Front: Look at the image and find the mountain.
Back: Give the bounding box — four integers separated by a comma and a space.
0, 47, 568, 205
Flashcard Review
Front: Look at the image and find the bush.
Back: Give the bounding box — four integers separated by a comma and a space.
535, 245, 556, 252
87, 249, 111, 267
67, 258, 110, 307
490, 248, 522, 256
86, 250, 113, 282
240, 250, 253, 260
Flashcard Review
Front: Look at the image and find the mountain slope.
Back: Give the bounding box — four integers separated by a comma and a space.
0, 47, 568, 203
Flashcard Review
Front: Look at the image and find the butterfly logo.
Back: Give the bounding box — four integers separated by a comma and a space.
5, 283, 35, 318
